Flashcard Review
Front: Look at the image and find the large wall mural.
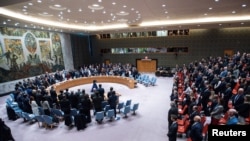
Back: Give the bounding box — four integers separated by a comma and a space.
0, 27, 65, 83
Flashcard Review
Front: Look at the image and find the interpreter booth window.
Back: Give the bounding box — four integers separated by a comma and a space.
101, 47, 188, 54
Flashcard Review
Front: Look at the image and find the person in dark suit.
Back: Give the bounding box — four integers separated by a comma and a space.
222, 83, 232, 112
167, 114, 178, 141
189, 115, 203, 141
59, 96, 72, 126
98, 84, 105, 101
92, 92, 103, 115
168, 102, 178, 129
232, 88, 245, 109
79, 94, 93, 123
60, 96, 71, 114
0, 118, 15, 141
50, 86, 58, 107
108, 91, 118, 118
200, 84, 211, 116
107, 87, 114, 98
188, 106, 200, 129
91, 80, 98, 92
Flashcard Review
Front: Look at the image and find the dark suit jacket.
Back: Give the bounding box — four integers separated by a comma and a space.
167, 122, 178, 141
168, 107, 178, 124
232, 94, 245, 108
189, 122, 203, 141
98, 87, 105, 99
223, 87, 232, 101
60, 99, 71, 115
189, 111, 200, 125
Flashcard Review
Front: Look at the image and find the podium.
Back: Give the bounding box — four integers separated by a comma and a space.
136, 59, 157, 72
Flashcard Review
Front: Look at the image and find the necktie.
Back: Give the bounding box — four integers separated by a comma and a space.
234, 95, 239, 103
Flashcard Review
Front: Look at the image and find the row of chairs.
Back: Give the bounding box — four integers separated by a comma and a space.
136, 74, 157, 87
96, 102, 140, 123
15, 111, 58, 129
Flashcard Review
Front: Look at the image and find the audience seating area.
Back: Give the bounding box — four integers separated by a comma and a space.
170, 52, 250, 141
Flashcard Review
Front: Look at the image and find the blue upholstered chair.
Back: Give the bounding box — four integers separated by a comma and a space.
95, 111, 104, 123
106, 109, 115, 121
43, 115, 57, 129
22, 112, 36, 123
125, 99, 132, 106
121, 106, 131, 118
131, 103, 139, 115
51, 108, 64, 121
35, 115, 45, 128
117, 102, 124, 113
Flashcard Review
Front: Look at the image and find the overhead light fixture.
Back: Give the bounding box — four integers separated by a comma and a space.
116, 11, 129, 16
117, 19, 128, 23
38, 12, 53, 16
49, 5, 67, 10
88, 4, 104, 10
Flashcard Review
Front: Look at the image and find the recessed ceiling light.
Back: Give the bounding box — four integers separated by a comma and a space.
197, 25, 200, 27
24, 24, 27, 27
232, 11, 236, 14
123, 5, 127, 8
103, 11, 106, 14
3, 21, 6, 24
131, 8, 134, 11
241, 22, 244, 25
37, 0, 42, 3
23, 6, 28, 8
116, 11, 129, 16
88, 4, 104, 10
54, 4, 61, 7
28, 3, 33, 6
219, 24, 222, 26
38, 12, 53, 16
204, 13, 208, 16
49, 5, 67, 10
22, 9, 27, 11
215, 0, 219, 2
165, 11, 168, 14
7, 19, 11, 21
78, 8, 82, 12
98, 0, 102, 2
112, 2, 116, 5
117, 19, 128, 22
67, 9, 71, 13
242, 4, 247, 7
162, 5, 166, 7
209, 7, 213, 10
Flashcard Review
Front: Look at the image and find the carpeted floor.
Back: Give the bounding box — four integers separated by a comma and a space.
0, 73, 187, 141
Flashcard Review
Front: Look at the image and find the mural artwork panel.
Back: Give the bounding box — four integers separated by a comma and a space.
0, 27, 65, 83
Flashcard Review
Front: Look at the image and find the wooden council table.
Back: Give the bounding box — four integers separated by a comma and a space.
52, 76, 137, 94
